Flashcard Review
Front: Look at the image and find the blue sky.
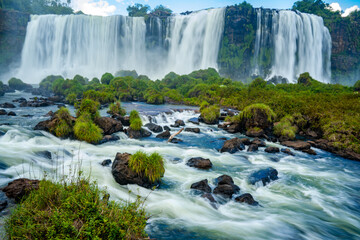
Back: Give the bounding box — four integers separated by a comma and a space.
71, 0, 360, 16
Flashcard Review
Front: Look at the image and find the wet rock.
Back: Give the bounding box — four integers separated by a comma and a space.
249, 167, 278, 186
251, 138, 266, 147
310, 139, 360, 161
302, 148, 317, 155
224, 123, 241, 133
12, 97, 26, 103
186, 157, 212, 170
190, 179, 211, 193
170, 138, 183, 144
144, 123, 163, 133
188, 117, 199, 125
0, 109, 7, 115
213, 175, 240, 198
127, 128, 152, 139
281, 148, 295, 156
164, 126, 171, 131
21, 114, 33, 117
95, 117, 123, 135
112, 152, 158, 188
184, 128, 200, 133
171, 119, 185, 127
112, 114, 130, 127
247, 144, 258, 152
281, 140, 310, 150
246, 128, 265, 138
36, 151, 52, 159
201, 193, 216, 203
34, 119, 52, 131
0, 199, 8, 212
156, 130, 171, 139
0, 131, 5, 137
101, 159, 112, 166
98, 134, 120, 144
235, 193, 259, 206
0, 102, 15, 108
7, 111, 16, 116
2, 178, 40, 203
265, 146, 280, 153
240, 138, 251, 145
220, 138, 245, 153
44, 111, 54, 117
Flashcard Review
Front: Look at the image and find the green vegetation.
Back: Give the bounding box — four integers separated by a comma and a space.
66, 93, 77, 105
0, 81, 4, 96
5, 179, 147, 239
240, 103, 276, 123
273, 115, 297, 140
129, 151, 165, 183
8, 77, 31, 90
108, 101, 126, 116
129, 110, 142, 131
51, 107, 73, 138
100, 72, 114, 85
75, 98, 100, 121
74, 113, 103, 144
200, 105, 220, 124
354, 80, 360, 91
127, 3, 150, 17
1, 0, 73, 14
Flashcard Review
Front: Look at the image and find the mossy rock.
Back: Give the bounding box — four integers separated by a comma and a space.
200, 105, 220, 124
239, 103, 276, 130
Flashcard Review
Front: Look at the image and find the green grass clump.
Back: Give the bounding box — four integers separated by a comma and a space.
75, 99, 100, 120
5, 179, 147, 239
74, 114, 103, 143
240, 103, 276, 123
108, 101, 126, 116
51, 107, 73, 138
129, 110, 140, 122
130, 118, 142, 131
129, 151, 165, 183
200, 105, 220, 124
273, 115, 298, 140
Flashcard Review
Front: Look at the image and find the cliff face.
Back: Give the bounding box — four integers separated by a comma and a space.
0, 9, 29, 75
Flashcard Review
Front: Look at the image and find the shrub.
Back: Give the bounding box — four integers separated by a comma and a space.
130, 110, 140, 122
297, 72, 313, 86
115, 70, 138, 78
108, 101, 126, 116
240, 103, 276, 123
89, 77, 100, 85
101, 72, 114, 85
250, 77, 267, 88
8, 77, 31, 90
50, 107, 73, 138
129, 151, 165, 183
39, 75, 63, 91
74, 114, 103, 143
73, 74, 86, 85
130, 118, 142, 131
354, 80, 360, 91
273, 115, 297, 140
66, 93, 77, 105
76, 99, 100, 120
5, 179, 147, 239
200, 105, 220, 124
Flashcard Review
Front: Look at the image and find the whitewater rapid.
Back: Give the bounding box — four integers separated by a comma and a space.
0, 92, 359, 239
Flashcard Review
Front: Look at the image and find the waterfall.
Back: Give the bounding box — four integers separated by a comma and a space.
254, 9, 332, 83
16, 8, 225, 83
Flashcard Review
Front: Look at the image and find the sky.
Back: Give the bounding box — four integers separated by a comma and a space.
70, 0, 360, 17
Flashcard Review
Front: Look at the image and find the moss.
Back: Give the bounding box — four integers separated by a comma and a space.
5, 179, 147, 239
240, 103, 276, 123
129, 151, 165, 183
74, 114, 103, 144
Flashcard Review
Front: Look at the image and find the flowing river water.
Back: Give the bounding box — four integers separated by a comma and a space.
0, 91, 359, 239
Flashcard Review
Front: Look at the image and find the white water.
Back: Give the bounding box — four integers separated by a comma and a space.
254, 9, 332, 83
14, 8, 225, 83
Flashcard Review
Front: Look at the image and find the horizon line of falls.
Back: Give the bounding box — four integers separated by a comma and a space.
253, 9, 332, 83
15, 8, 225, 83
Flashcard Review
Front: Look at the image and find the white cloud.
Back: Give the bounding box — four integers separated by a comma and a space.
342, 5, 360, 17
72, 0, 117, 16
328, 3, 341, 12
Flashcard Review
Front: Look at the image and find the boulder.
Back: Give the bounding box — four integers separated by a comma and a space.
188, 117, 200, 125
220, 138, 245, 153
0, 102, 15, 108
265, 146, 280, 153
201, 193, 216, 203
310, 139, 360, 161
213, 175, 240, 198
281, 140, 310, 150
36, 151, 52, 159
246, 128, 265, 138
184, 128, 200, 133
186, 157, 212, 170
164, 126, 171, 131
224, 123, 241, 133
127, 128, 152, 139
251, 138, 266, 147
235, 193, 259, 206
302, 148, 317, 155
156, 130, 171, 139
0, 109, 6, 115
190, 179, 211, 193
144, 123, 163, 133
111, 152, 157, 188
247, 144, 258, 152
249, 167, 278, 186
112, 114, 130, 127
170, 138, 183, 144
171, 119, 185, 127
240, 138, 251, 145
98, 134, 120, 144
34, 119, 53, 131
101, 159, 112, 166
7, 111, 16, 116
95, 117, 123, 135
281, 148, 295, 156
2, 178, 40, 203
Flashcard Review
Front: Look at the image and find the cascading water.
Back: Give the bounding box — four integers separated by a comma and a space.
15, 8, 225, 83
253, 9, 332, 83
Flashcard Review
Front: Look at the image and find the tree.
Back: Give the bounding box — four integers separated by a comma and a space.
150, 5, 172, 17
127, 3, 150, 17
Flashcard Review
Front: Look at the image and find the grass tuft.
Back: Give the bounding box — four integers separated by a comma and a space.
129, 151, 165, 183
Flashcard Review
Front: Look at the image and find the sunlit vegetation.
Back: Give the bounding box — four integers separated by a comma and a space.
129, 110, 142, 131
129, 151, 165, 183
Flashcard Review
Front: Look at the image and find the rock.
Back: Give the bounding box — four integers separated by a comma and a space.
111, 152, 158, 188
144, 123, 163, 133
186, 157, 212, 170
247, 144, 258, 152
302, 148, 317, 155
235, 193, 259, 206
220, 138, 245, 153
101, 159, 112, 166
310, 139, 360, 161
7, 111, 16, 116
156, 130, 171, 139
281, 140, 311, 150
0, 102, 15, 108
12, 97, 26, 103
265, 146, 280, 153
251, 138, 266, 147
240, 138, 251, 145
0, 199, 8, 212
249, 167, 278, 186
95, 117, 123, 135
98, 134, 120, 144
36, 151, 52, 159
188, 117, 200, 125
246, 128, 265, 137
44, 111, 54, 117
190, 179, 211, 193
0, 109, 6, 115
21, 114, 33, 117
201, 193, 216, 203
0, 131, 5, 137
171, 119, 185, 127
127, 128, 152, 139
34, 119, 52, 131
184, 128, 200, 133
224, 123, 241, 133
2, 178, 40, 203
170, 138, 183, 143
281, 148, 295, 156
213, 175, 240, 198
164, 126, 171, 131
112, 114, 130, 127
